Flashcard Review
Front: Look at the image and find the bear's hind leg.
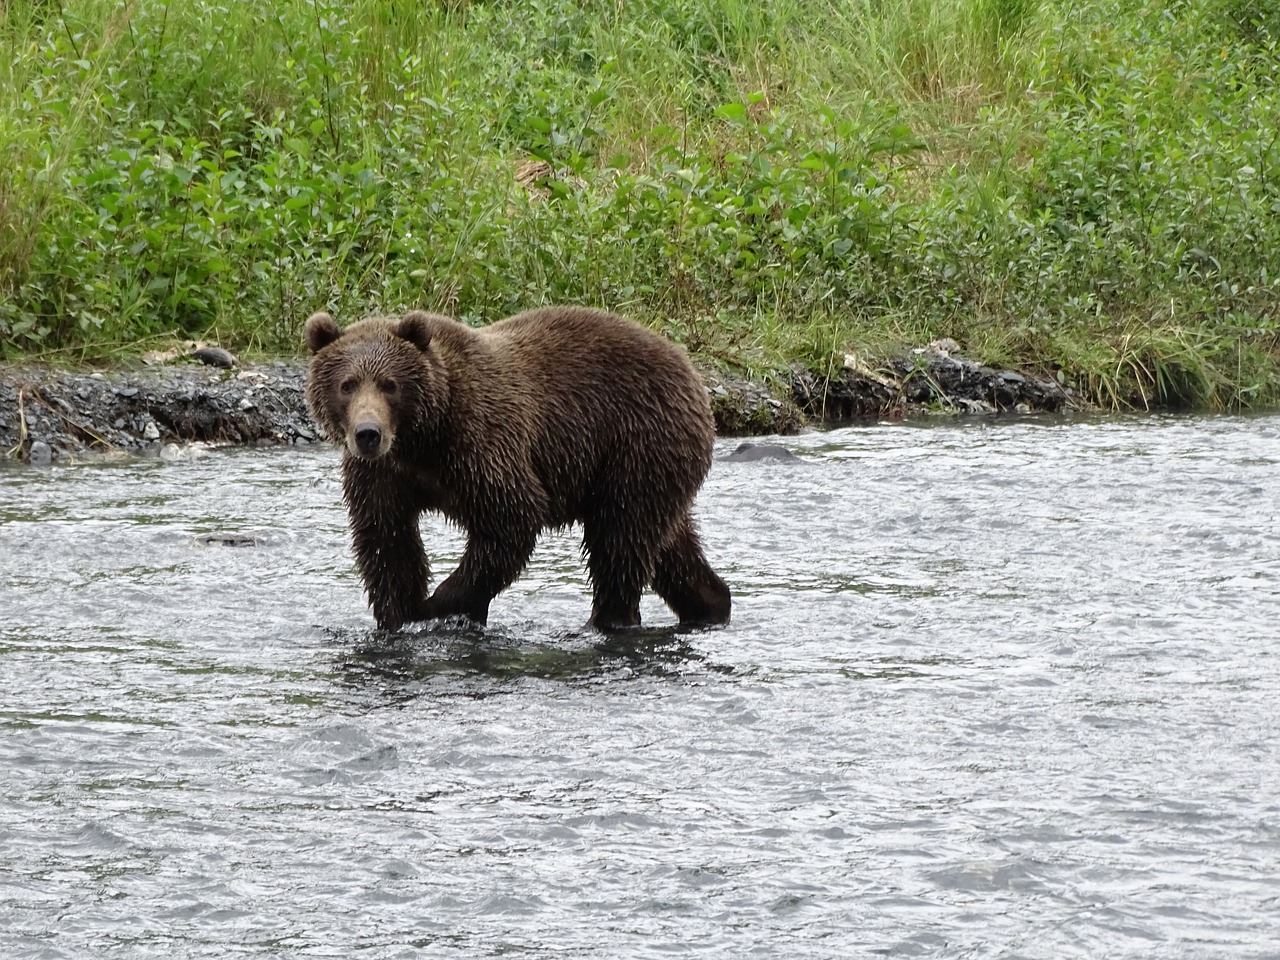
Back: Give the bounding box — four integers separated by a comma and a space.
652, 515, 731, 627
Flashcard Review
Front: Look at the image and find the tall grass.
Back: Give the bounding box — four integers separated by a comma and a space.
1, 0, 1277, 409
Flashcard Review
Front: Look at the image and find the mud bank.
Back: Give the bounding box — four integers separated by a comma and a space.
0, 360, 314, 463
708, 340, 1076, 436
0, 343, 1077, 462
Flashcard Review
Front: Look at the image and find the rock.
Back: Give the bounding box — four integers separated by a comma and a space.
196, 533, 266, 547
884, 350, 1070, 414
793, 342, 1077, 421
925, 338, 962, 356
191, 346, 236, 368
143, 421, 160, 440
116, 386, 138, 398
792, 364, 902, 421
28, 441, 53, 465
162, 443, 212, 461
721, 442, 804, 463
702, 369, 805, 436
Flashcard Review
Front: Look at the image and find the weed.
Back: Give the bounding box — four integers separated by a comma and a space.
0, 0, 1277, 410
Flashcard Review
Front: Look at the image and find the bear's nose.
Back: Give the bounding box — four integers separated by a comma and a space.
354, 423, 382, 456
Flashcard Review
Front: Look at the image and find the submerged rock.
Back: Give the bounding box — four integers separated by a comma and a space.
196, 532, 266, 547
721, 442, 804, 463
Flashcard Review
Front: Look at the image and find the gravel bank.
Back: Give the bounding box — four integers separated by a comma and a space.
1, 344, 1076, 463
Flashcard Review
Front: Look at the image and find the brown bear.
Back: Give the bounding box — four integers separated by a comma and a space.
304, 306, 731, 632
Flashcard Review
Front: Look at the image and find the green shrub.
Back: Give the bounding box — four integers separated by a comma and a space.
1, 0, 1277, 408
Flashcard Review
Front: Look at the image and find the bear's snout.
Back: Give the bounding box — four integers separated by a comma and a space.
344, 386, 395, 459
354, 422, 383, 457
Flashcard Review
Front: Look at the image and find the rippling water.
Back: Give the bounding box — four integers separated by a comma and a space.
3, 415, 1280, 958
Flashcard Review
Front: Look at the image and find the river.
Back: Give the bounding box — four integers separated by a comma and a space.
2, 414, 1279, 958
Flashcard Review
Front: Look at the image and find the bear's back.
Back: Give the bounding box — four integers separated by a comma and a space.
486, 306, 693, 380
472, 306, 714, 523
481, 307, 709, 433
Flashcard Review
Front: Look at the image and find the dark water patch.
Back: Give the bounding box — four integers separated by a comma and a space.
328, 622, 733, 706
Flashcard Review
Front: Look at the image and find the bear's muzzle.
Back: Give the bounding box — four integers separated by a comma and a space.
354, 422, 384, 458
345, 386, 395, 459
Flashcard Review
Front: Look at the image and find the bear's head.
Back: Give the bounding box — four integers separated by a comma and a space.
304, 311, 446, 460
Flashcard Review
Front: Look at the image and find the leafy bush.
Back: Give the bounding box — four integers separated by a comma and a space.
1, 0, 1277, 408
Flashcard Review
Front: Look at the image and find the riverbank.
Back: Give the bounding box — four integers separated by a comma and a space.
0, 343, 1075, 463
3, 0, 1278, 412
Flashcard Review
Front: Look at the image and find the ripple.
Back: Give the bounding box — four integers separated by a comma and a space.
2, 418, 1280, 957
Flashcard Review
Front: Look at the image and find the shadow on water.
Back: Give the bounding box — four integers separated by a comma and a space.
325, 618, 734, 699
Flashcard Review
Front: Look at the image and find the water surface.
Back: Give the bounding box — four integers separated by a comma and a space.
3, 415, 1279, 958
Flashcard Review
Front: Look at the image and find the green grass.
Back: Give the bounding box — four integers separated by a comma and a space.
1, 0, 1278, 410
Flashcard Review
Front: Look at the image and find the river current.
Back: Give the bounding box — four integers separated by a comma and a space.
2, 415, 1279, 958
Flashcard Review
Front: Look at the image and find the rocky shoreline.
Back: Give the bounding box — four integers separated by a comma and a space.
0, 343, 1078, 464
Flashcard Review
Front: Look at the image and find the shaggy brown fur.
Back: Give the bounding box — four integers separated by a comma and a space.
304, 306, 731, 632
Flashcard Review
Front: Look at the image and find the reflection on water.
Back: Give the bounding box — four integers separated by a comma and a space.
334, 622, 731, 697
3, 414, 1280, 958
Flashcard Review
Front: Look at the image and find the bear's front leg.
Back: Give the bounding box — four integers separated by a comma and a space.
342, 456, 431, 630
421, 527, 538, 625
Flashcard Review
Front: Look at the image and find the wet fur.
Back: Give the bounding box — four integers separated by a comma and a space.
304, 306, 731, 632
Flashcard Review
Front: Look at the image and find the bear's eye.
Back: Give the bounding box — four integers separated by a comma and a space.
339, 378, 358, 395
380, 379, 397, 395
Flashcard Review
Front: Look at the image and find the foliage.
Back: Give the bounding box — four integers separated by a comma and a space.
1, 0, 1278, 409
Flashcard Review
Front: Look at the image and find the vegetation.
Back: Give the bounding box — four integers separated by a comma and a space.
1, 0, 1277, 409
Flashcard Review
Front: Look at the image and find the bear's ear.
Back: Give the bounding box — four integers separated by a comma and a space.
305, 312, 342, 354
392, 311, 434, 352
